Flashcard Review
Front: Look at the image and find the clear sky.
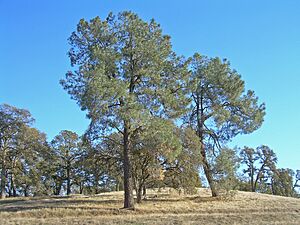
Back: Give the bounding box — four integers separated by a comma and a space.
0, 0, 299, 171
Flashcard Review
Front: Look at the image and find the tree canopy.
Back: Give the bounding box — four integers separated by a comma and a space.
1, 11, 299, 205
184, 54, 265, 196
61, 11, 189, 208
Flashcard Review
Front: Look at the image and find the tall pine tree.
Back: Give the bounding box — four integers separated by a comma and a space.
61, 11, 189, 208
185, 54, 265, 196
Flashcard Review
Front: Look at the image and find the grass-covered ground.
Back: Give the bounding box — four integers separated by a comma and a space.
0, 188, 299, 225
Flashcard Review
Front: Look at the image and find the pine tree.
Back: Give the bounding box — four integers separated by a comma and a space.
186, 54, 265, 196
61, 11, 189, 208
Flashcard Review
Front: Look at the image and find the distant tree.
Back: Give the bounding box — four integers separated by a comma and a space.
212, 148, 240, 192
271, 168, 295, 197
11, 126, 48, 196
239, 147, 257, 191
51, 130, 82, 195
163, 127, 202, 195
61, 11, 189, 208
185, 54, 265, 197
131, 119, 182, 203
240, 145, 277, 192
80, 135, 123, 194
293, 170, 300, 195
0, 104, 34, 199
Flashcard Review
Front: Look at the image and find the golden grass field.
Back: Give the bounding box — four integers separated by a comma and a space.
0, 188, 299, 225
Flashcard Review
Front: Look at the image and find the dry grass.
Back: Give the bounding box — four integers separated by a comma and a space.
0, 188, 299, 225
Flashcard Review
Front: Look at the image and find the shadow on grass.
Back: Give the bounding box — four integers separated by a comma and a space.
0, 198, 123, 213
0, 199, 26, 204
142, 195, 218, 203
187, 196, 222, 203
0, 205, 124, 213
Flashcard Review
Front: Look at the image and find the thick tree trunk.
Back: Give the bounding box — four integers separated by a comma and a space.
197, 119, 218, 195
123, 123, 135, 209
1, 158, 6, 199
202, 154, 219, 197
136, 184, 142, 203
201, 147, 218, 197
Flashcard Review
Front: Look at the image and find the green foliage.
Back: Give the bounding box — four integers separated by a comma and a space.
80, 136, 123, 194
4, 12, 295, 202
0, 104, 48, 197
240, 145, 277, 192
61, 11, 190, 207
271, 168, 295, 197
12, 126, 48, 196
61, 11, 189, 134
187, 54, 265, 142
212, 148, 240, 191
163, 127, 202, 194
50, 130, 82, 195
184, 53, 265, 196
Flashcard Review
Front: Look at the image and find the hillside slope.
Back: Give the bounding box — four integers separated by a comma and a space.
0, 188, 299, 225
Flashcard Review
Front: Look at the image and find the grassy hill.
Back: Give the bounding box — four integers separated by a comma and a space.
0, 188, 299, 225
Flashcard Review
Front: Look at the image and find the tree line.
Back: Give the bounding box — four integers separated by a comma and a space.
0, 105, 299, 201
1, 11, 299, 208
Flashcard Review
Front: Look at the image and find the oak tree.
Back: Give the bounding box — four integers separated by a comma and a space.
0, 104, 34, 198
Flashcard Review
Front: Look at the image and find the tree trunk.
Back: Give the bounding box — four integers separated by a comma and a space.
197, 117, 218, 196
123, 122, 135, 209
67, 167, 71, 195
1, 157, 6, 199
197, 92, 219, 197
79, 182, 84, 194
142, 185, 146, 198
55, 180, 62, 195
24, 186, 29, 197
250, 166, 255, 192
201, 149, 218, 197
8, 183, 12, 197
10, 173, 17, 197
116, 181, 120, 192
136, 184, 142, 203
94, 175, 99, 194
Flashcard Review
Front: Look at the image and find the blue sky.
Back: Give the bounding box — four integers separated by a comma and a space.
0, 0, 299, 171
